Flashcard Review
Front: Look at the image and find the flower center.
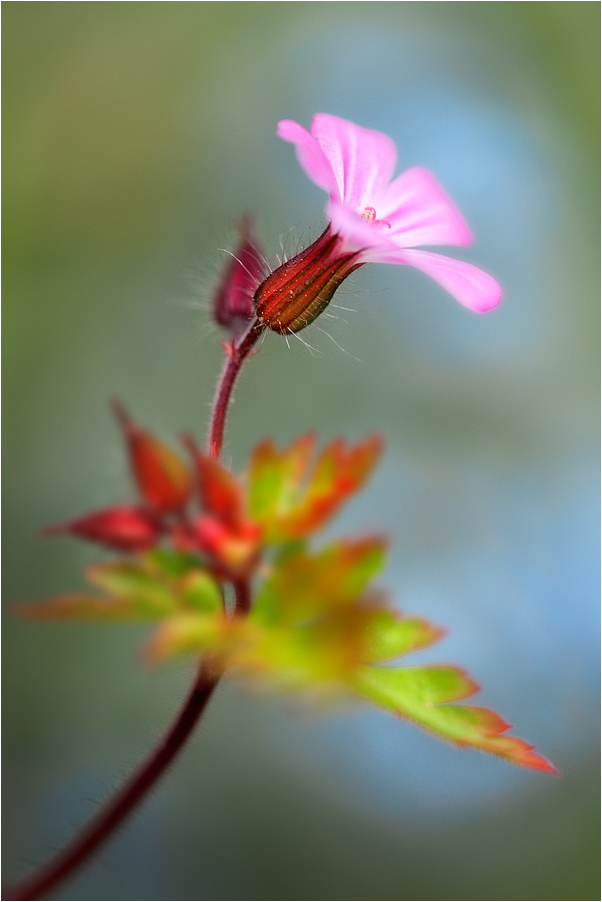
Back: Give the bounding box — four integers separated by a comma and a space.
362, 206, 392, 229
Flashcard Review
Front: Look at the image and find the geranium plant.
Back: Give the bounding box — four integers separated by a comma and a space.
6, 114, 556, 902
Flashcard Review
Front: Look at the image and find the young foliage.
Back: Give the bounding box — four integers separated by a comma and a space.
20, 552, 222, 623
351, 666, 557, 773
19, 420, 556, 774
247, 433, 383, 542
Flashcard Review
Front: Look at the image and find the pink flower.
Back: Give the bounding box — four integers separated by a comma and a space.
277, 114, 501, 313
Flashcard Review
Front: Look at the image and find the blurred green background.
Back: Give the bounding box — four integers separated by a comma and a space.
3, 3, 599, 899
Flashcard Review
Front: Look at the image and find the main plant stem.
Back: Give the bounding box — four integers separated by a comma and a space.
7, 661, 220, 902
6, 318, 265, 901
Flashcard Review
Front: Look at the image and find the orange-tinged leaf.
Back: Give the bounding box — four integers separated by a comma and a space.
252, 538, 387, 625
16, 557, 223, 624
351, 665, 558, 774
145, 611, 260, 664
248, 434, 383, 542
16, 592, 174, 621
248, 434, 314, 527
85, 560, 173, 605
145, 613, 227, 662
113, 401, 192, 515
290, 436, 383, 537
227, 605, 423, 693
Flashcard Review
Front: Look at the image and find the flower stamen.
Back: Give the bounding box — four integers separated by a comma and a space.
362, 206, 392, 229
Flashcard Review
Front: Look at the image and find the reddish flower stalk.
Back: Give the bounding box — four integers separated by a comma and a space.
5, 659, 220, 902
208, 318, 264, 459
5, 331, 261, 901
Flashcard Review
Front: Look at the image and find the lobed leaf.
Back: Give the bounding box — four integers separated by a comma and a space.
363, 609, 445, 661
86, 560, 174, 606
16, 557, 223, 624
178, 570, 223, 613
225, 605, 440, 693
248, 434, 383, 542
252, 538, 387, 625
144, 612, 229, 662
17, 592, 173, 621
351, 665, 558, 774
248, 435, 314, 531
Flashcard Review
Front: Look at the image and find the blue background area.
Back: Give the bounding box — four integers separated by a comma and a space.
4, 4, 599, 899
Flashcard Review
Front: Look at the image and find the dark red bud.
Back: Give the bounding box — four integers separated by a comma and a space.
254, 226, 362, 334
215, 216, 265, 336
113, 400, 192, 515
42, 506, 161, 552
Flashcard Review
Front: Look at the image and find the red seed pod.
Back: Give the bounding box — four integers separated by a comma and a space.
254, 226, 362, 334
42, 506, 161, 552
113, 401, 192, 515
214, 216, 265, 336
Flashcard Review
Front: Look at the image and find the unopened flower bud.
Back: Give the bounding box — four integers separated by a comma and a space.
214, 216, 264, 336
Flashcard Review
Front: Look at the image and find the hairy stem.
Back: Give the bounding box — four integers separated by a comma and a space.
6, 661, 220, 902
7, 320, 263, 900
209, 318, 264, 459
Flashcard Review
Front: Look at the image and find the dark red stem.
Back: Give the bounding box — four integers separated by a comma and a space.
209, 318, 264, 459
233, 577, 252, 615
5, 661, 219, 901
7, 320, 264, 900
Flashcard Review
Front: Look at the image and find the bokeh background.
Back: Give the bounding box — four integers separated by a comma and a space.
3, 3, 599, 899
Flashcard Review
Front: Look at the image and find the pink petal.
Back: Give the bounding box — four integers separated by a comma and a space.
380, 167, 473, 248
380, 248, 502, 312
310, 114, 397, 209
277, 120, 339, 197
328, 198, 400, 255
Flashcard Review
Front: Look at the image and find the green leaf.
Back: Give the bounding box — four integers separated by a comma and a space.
351, 665, 558, 774
179, 570, 223, 613
248, 435, 313, 531
252, 538, 387, 625
18, 557, 224, 623
144, 547, 204, 578
86, 561, 175, 613
145, 612, 226, 662
248, 434, 383, 543
363, 610, 445, 661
